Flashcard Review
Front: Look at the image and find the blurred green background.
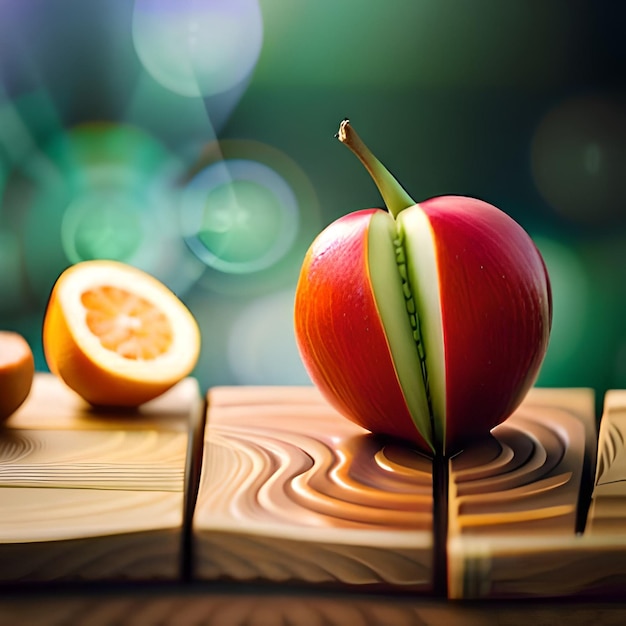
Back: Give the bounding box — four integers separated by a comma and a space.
1, 0, 625, 415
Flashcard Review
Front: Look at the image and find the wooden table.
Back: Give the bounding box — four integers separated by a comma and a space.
2, 375, 626, 624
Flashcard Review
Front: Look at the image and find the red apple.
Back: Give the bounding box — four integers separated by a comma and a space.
294, 120, 552, 457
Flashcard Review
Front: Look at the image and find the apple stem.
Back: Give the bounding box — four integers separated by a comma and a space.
336, 119, 415, 218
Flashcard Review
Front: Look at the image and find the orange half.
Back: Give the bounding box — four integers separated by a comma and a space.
0, 331, 35, 421
43, 260, 201, 407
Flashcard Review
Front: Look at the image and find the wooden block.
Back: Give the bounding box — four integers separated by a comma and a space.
587, 390, 626, 534
0, 373, 202, 582
447, 388, 597, 598
526, 390, 626, 596
192, 386, 433, 591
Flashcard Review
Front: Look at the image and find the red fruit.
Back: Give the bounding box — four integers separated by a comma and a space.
294, 120, 552, 456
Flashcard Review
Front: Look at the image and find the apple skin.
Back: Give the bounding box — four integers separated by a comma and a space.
420, 195, 552, 453
294, 208, 433, 452
294, 196, 552, 456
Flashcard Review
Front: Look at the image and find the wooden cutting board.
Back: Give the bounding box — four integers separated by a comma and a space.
0, 373, 202, 582
3, 374, 626, 598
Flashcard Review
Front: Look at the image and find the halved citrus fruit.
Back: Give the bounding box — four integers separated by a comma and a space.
43, 260, 200, 407
0, 331, 35, 422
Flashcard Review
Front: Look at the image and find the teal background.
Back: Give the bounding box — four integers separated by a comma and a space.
1, 1, 625, 415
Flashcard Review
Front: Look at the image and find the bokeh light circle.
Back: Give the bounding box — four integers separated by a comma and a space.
181, 139, 321, 297
181, 158, 299, 274
534, 236, 590, 373
132, 0, 263, 98
531, 94, 626, 226
61, 190, 147, 264
578, 235, 626, 391
227, 289, 311, 385
18, 123, 204, 300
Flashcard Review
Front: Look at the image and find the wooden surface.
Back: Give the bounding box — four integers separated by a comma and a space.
192, 386, 433, 590
447, 388, 626, 600
448, 388, 597, 598
587, 389, 626, 534
0, 373, 202, 582
0, 588, 625, 626
4, 375, 626, 606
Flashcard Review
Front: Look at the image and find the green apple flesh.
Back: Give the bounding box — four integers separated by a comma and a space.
294, 120, 552, 457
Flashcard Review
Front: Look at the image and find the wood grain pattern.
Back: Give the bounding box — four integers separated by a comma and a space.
0, 373, 201, 582
447, 388, 597, 598
448, 389, 626, 599
192, 386, 433, 591
587, 390, 626, 534
7, 379, 626, 599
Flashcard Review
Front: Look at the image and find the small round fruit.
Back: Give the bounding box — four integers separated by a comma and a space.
43, 260, 201, 407
0, 331, 35, 422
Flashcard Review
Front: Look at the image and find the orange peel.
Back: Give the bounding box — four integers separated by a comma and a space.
0, 331, 35, 422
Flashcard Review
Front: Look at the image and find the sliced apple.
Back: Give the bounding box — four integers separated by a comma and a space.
295, 120, 552, 457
